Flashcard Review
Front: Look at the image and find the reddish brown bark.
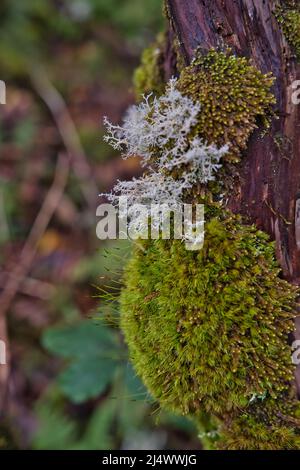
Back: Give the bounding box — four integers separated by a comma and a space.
164, 0, 300, 385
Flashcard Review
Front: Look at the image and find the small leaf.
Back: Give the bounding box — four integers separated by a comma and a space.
42, 321, 122, 403
58, 357, 118, 403
42, 321, 118, 359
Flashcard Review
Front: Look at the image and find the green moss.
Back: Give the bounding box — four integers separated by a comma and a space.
133, 34, 166, 99
120, 205, 297, 416
275, 2, 300, 60
217, 396, 300, 450
195, 412, 220, 450
172, 36, 187, 75
120, 204, 300, 448
196, 393, 300, 450
177, 50, 275, 163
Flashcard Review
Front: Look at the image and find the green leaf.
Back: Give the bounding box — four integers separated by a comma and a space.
42, 321, 121, 403
42, 321, 118, 359
58, 357, 118, 404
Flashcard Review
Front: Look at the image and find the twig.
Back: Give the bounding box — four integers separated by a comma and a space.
0, 272, 55, 300
0, 153, 69, 409
264, 200, 292, 225
0, 184, 10, 243
0, 315, 8, 413
30, 66, 98, 212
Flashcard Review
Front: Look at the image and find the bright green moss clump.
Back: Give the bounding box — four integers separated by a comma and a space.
177, 50, 275, 163
120, 206, 297, 418
133, 34, 165, 99
275, 1, 300, 60
120, 205, 300, 448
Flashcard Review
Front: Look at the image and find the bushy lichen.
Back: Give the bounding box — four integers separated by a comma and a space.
104, 78, 229, 206
275, 1, 300, 60
120, 204, 299, 448
177, 50, 275, 163
133, 34, 165, 99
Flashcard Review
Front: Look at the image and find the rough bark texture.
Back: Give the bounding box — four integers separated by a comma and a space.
164, 0, 300, 386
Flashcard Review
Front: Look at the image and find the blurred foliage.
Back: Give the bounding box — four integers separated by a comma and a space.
0, 0, 164, 76
0, 0, 200, 451
43, 321, 124, 403
34, 320, 153, 450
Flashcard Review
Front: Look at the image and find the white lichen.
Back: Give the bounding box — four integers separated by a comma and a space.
104, 96, 152, 159
104, 78, 228, 188
102, 173, 205, 247
163, 136, 227, 186
103, 78, 228, 211
104, 172, 184, 208
102, 173, 186, 237
104, 79, 200, 163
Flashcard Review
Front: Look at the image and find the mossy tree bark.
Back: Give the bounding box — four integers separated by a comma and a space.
164, 0, 300, 388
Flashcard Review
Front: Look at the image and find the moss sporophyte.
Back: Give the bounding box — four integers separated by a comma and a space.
177, 50, 276, 163
103, 48, 300, 449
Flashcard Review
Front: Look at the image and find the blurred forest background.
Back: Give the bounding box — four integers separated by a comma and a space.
0, 0, 200, 450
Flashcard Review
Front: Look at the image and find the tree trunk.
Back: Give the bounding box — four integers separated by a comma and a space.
164, 0, 300, 387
